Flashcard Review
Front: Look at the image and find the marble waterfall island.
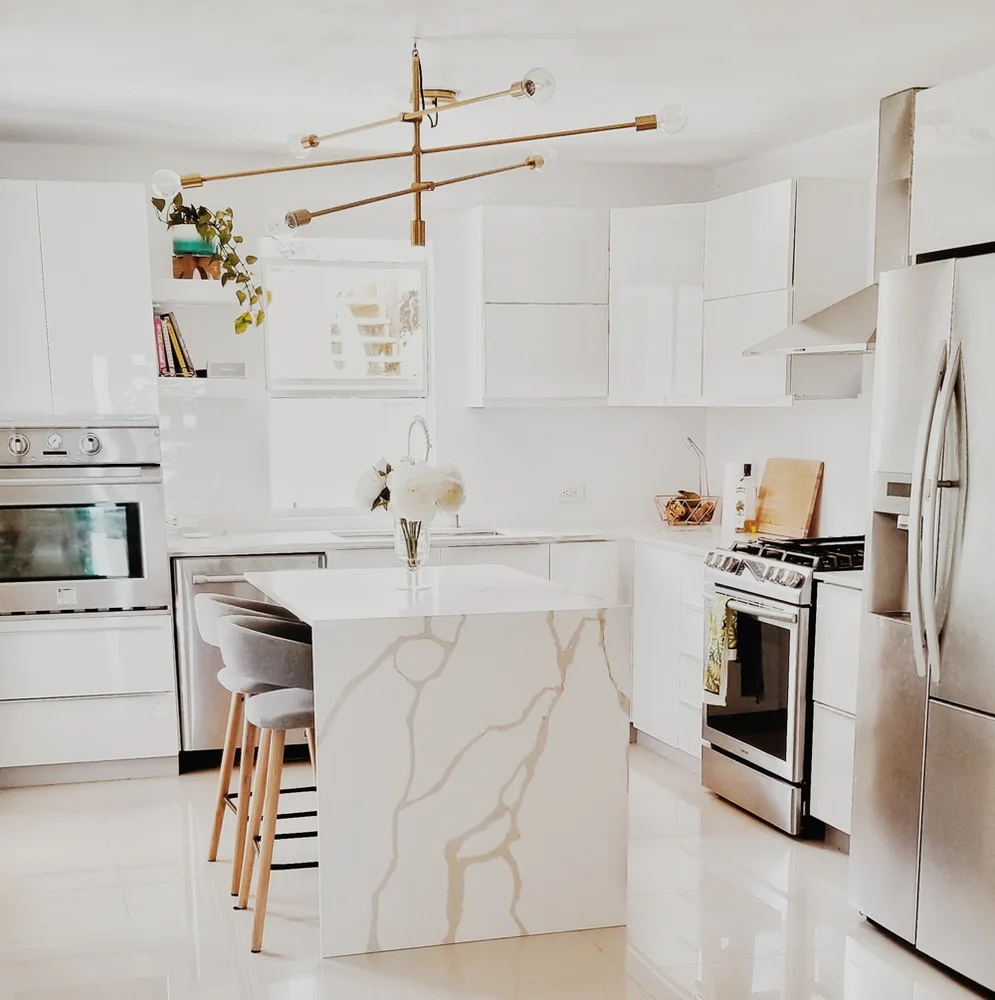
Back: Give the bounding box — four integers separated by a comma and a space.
245, 564, 631, 959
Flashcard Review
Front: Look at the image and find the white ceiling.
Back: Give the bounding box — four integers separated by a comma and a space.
2, 0, 995, 167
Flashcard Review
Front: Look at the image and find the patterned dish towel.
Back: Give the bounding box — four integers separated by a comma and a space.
703, 592, 737, 706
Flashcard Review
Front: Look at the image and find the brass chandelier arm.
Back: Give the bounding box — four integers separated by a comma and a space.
401, 85, 519, 122
312, 113, 406, 145
289, 156, 538, 227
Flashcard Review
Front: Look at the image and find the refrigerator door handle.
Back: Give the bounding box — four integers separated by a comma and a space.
921, 341, 963, 684
908, 341, 947, 679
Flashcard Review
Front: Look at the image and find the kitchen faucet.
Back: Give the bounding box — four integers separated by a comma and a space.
406, 415, 432, 463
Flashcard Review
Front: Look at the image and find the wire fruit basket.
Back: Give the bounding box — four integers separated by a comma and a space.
655, 436, 718, 526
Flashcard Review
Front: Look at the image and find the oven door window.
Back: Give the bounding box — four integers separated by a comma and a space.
704, 611, 793, 761
0, 504, 144, 582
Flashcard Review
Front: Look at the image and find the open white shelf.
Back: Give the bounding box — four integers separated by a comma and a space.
157, 378, 251, 400
152, 279, 234, 307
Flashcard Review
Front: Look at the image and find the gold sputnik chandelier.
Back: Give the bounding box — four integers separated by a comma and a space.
152, 43, 686, 247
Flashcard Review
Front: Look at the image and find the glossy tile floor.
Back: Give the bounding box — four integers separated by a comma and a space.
0, 746, 986, 999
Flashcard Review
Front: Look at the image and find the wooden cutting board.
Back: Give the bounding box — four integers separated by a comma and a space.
756, 458, 824, 538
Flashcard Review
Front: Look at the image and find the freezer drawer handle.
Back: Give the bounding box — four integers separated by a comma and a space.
191, 574, 248, 585
726, 600, 798, 625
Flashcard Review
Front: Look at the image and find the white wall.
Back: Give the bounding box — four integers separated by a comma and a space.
705, 119, 879, 535
0, 142, 711, 530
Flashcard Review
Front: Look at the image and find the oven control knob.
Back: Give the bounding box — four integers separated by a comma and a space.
46, 432, 63, 450
787, 570, 804, 587
79, 433, 102, 456
6, 433, 29, 457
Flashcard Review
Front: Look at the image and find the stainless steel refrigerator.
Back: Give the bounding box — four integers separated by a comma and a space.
851, 251, 995, 991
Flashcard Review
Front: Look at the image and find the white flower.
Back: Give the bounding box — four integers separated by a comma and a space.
387, 461, 441, 523
435, 465, 466, 513
355, 466, 388, 512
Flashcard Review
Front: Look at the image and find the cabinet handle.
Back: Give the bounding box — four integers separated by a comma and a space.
192, 574, 248, 585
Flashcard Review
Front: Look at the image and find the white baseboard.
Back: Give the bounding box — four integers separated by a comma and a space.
0, 756, 178, 788
634, 730, 701, 773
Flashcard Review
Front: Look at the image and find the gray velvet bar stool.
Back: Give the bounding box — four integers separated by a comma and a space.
194, 593, 297, 894
217, 614, 316, 953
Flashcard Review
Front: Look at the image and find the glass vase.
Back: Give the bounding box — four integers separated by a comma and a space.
394, 517, 430, 590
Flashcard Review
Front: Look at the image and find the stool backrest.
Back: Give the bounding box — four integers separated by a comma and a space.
217, 615, 314, 691
194, 593, 295, 648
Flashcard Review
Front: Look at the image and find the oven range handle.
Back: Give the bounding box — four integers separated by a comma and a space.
725, 599, 798, 625
191, 574, 248, 585
0, 474, 160, 487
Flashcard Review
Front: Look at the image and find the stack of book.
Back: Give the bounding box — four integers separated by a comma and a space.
154, 312, 194, 377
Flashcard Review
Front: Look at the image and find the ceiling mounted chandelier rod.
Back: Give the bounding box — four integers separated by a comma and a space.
283, 156, 540, 230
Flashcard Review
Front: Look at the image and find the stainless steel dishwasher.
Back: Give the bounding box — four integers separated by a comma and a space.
173, 552, 325, 764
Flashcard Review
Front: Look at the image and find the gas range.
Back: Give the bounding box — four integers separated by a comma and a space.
704, 535, 865, 606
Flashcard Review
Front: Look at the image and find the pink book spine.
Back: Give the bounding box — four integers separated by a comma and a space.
153, 316, 168, 375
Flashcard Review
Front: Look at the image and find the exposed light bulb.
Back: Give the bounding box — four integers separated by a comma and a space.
265, 208, 294, 238
151, 168, 182, 201
657, 104, 687, 134
528, 146, 557, 174
287, 133, 317, 160
520, 67, 555, 105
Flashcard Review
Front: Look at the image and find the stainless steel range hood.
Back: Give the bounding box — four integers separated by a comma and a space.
745, 88, 919, 360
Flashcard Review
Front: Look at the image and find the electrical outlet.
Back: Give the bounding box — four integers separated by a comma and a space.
558, 484, 586, 503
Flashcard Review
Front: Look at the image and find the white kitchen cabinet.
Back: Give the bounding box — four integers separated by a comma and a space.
810, 703, 856, 834
549, 540, 619, 603
37, 182, 157, 417
702, 290, 791, 401
813, 582, 862, 715
704, 180, 795, 300
911, 66, 995, 258
678, 701, 704, 760
608, 204, 705, 405
440, 543, 550, 578
0, 181, 52, 418
0, 614, 174, 701
0, 693, 178, 768
479, 206, 608, 305
481, 303, 609, 401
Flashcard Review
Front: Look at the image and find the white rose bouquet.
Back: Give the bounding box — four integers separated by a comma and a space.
355, 458, 466, 569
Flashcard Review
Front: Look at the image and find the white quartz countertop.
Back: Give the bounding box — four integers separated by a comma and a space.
245, 564, 623, 624
815, 569, 864, 590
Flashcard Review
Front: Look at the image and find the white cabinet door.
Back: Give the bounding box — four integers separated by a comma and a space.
440, 543, 549, 578
608, 204, 705, 405
813, 582, 862, 716
810, 703, 855, 834
702, 290, 790, 401
678, 701, 703, 760
631, 544, 682, 745
483, 303, 608, 400
481, 206, 608, 304
911, 66, 995, 258
548, 541, 619, 602
0, 181, 52, 418
704, 180, 794, 300
0, 614, 175, 700
37, 182, 157, 417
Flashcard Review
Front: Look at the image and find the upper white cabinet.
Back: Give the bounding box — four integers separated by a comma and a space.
704, 179, 795, 300
608, 204, 705, 404
0, 180, 157, 421
467, 206, 610, 406
911, 67, 995, 258
481, 206, 608, 304
0, 181, 51, 416
37, 182, 157, 417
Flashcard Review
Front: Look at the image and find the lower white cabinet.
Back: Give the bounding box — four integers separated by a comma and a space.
327, 547, 434, 569
0, 612, 178, 768
0, 694, 178, 768
440, 542, 550, 578
810, 703, 856, 834
548, 540, 619, 602
631, 543, 706, 759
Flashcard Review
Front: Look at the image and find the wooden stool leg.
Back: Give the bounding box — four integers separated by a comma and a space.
305, 727, 316, 772
230, 716, 258, 895
237, 726, 271, 910
251, 728, 286, 953
208, 692, 243, 862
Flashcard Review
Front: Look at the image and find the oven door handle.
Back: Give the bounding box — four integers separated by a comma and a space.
191, 574, 248, 585
0, 473, 160, 487
726, 600, 798, 625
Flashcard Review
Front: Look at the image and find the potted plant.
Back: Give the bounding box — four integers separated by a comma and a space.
151, 193, 268, 334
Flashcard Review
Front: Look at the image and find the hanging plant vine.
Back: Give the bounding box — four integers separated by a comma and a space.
151, 193, 270, 333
